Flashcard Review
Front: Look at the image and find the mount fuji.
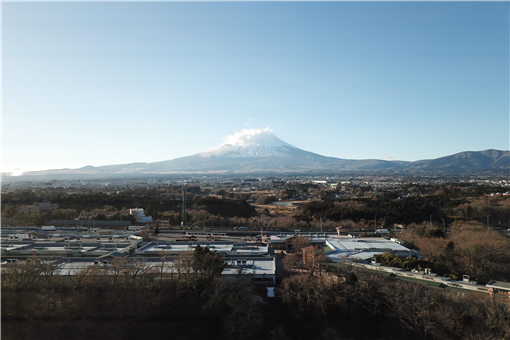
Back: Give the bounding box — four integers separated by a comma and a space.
4, 129, 509, 181
133, 128, 407, 174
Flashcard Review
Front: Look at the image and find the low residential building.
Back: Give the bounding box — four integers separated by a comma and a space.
20, 200, 58, 214
35, 200, 59, 212
222, 257, 276, 283
20, 205, 41, 214
267, 233, 328, 251
486, 281, 510, 297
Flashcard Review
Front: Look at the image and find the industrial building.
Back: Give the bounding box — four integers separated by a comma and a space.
267, 233, 418, 262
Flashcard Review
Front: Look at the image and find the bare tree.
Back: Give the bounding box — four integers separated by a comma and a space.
2, 258, 42, 290
69, 264, 101, 290
291, 236, 311, 254
39, 258, 63, 287
174, 250, 194, 288
224, 282, 265, 339
140, 228, 151, 241
382, 281, 439, 339
124, 258, 151, 287
282, 253, 302, 275
107, 257, 128, 285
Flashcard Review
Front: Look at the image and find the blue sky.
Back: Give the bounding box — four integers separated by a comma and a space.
2, 2, 509, 174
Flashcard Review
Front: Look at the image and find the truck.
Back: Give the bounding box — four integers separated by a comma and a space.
375, 229, 389, 234
42, 226, 57, 231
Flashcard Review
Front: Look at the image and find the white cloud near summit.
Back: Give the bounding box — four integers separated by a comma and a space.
222, 127, 277, 147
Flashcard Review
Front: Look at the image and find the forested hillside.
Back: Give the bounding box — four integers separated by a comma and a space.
2, 254, 509, 340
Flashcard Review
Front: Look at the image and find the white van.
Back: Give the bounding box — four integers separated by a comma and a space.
375, 229, 389, 234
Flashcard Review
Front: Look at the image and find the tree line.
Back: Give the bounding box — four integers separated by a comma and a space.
2, 193, 257, 227
296, 194, 510, 228
3, 185, 509, 230
396, 222, 510, 284
3, 254, 509, 340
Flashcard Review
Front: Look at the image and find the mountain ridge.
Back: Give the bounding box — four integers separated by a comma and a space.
3, 131, 509, 181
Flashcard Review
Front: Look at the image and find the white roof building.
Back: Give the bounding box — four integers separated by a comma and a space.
129, 208, 153, 223
325, 237, 415, 262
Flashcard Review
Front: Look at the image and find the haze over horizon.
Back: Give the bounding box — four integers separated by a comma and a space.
3, 2, 509, 174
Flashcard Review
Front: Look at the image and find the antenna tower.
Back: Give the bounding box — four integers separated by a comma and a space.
182, 184, 187, 226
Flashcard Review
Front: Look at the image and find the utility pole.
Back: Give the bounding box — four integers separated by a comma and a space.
441, 219, 445, 232
320, 216, 323, 233
430, 215, 433, 228
375, 215, 377, 229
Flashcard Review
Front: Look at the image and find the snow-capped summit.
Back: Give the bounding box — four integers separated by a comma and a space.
198, 128, 301, 158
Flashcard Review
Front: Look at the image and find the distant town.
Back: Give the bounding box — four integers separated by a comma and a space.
3, 172, 509, 197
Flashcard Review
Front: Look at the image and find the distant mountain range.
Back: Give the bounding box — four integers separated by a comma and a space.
3, 132, 509, 181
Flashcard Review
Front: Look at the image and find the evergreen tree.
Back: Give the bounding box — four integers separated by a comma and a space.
154, 221, 160, 236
